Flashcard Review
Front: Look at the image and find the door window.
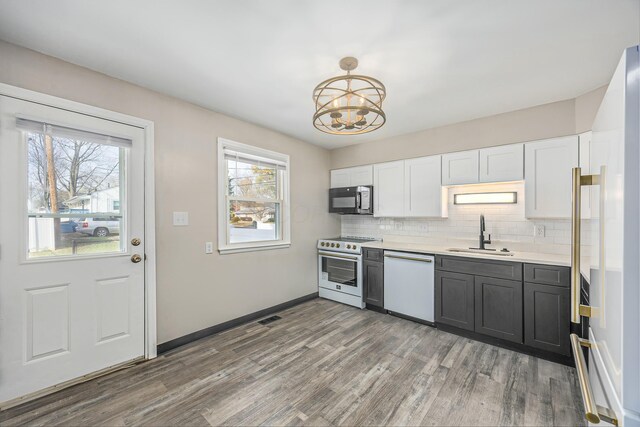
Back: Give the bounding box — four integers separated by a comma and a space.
21, 119, 129, 258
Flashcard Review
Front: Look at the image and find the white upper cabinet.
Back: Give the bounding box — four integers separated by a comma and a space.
442, 150, 479, 185
479, 143, 524, 183
525, 135, 579, 218
579, 131, 592, 219
330, 165, 373, 188
373, 161, 405, 217
404, 156, 447, 217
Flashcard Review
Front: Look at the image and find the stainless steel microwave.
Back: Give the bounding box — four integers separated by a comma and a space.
329, 186, 373, 215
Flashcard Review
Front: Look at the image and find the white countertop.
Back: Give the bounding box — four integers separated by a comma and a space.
361, 240, 591, 280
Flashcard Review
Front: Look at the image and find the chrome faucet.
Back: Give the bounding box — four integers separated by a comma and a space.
478, 214, 491, 250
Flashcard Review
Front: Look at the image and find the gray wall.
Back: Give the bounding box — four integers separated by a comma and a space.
0, 41, 340, 344
330, 86, 607, 169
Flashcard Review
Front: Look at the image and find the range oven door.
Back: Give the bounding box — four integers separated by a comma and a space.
318, 251, 362, 297
329, 186, 372, 215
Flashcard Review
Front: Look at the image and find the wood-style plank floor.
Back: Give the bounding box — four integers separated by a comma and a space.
1, 298, 585, 426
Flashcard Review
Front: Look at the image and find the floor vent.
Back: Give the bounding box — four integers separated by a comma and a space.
258, 315, 282, 325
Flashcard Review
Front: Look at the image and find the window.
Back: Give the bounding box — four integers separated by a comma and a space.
20, 118, 128, 259
218, 138, 290, 254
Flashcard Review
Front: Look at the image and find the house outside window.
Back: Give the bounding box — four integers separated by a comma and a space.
217, 138, 290, 254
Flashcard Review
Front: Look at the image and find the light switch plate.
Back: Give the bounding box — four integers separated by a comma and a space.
173, 211, 189, 226
534, 224, 545, 237
205, 242, 213, 254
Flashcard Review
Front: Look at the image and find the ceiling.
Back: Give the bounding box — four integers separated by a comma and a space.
0, 1, 638, 149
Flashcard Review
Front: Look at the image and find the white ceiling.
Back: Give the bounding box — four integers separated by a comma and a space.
0, 1, 638, 149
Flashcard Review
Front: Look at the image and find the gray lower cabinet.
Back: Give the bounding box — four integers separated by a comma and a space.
363, 260, 384, 308
474, 276, 523, 343
524, 282, 570, 355
435, 271, 474, 331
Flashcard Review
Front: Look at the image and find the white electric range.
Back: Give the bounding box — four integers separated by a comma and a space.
317, 237, 377, 308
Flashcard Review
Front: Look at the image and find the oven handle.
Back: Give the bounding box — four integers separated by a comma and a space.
318, 251, 360, 261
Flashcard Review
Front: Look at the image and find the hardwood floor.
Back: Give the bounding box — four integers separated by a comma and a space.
1, 298, 585, 426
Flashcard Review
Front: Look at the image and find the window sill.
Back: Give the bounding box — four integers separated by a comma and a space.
218, 241, 291, 255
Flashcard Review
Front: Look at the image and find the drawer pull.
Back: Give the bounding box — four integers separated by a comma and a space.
570, 334, 618, 425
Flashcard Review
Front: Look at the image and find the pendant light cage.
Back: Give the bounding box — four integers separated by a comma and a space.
312, 58, 386, 135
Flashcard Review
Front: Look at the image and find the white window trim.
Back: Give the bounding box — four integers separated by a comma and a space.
217, 137, 291, 254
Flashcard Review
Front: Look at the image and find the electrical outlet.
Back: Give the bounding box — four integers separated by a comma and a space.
205, 242, 214, 254
534, 225, 545, 237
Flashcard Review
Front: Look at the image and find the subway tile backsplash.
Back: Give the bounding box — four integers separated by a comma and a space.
341, 182, 589, 255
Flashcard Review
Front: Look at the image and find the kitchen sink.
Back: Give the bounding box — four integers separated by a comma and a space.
447, 248, 514, 256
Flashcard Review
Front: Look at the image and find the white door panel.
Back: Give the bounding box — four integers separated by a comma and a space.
373, 161, 404, 217
586, 46, 640, 424
479, 143, 524, 183
442, 150, 479, 185
524, 135, 578, 218
0, 96, 146, 404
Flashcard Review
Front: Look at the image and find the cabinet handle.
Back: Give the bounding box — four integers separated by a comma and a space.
570, 334, 618, 425
384, 254, 432, 263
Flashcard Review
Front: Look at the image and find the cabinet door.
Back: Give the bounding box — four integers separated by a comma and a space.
330, 169, 351, 188
524, 135, 579, 218
474, 276, 523, 343
350, 165, 373, 186
442, 150, 479, 185
373, 161, 405, 217
435, 271, 474, 331
404, 155, 446, 217
479, 143, 524, 183
524, 282, 570, 355
579, 131, 591, 219
363, 261, 384, 308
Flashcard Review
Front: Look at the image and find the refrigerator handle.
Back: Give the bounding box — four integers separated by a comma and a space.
570, 167, 600, 324
570, 334, 619, 425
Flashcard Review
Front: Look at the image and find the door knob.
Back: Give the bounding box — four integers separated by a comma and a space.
131, 238, 141, 246
131, 254, 142, 263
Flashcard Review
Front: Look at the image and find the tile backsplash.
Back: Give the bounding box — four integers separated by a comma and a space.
341, 182, 589, 255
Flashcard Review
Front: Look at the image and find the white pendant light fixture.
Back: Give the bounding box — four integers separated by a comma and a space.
312, 57, 386, 135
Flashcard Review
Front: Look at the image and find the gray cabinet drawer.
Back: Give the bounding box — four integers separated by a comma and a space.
524, 264, 570, 287
363, 248, 383, 262
436, 255, 522, 281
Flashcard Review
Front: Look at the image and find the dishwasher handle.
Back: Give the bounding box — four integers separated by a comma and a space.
384, 253, 433, 263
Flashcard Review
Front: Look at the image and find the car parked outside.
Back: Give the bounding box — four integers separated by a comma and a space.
60, 220, 79, 233
78, 217, 121, 237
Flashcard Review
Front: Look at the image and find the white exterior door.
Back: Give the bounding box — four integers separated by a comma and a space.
0, 96, 147, 405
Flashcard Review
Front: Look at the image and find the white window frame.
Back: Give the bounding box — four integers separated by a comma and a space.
217, 137, 291, 254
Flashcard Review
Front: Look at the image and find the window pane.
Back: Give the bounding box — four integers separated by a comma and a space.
229, 200, 279, 243
26, 131, 125, 258
227, 159, 277, 199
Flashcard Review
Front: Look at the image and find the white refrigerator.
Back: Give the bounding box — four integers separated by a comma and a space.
571, 45, 640, 426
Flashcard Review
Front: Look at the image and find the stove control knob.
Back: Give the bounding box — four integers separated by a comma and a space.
353, 245, 358, 250
320, 242, 325, 247
336, 243, 340, 248
331, 243, 335, 248
346, 244, 351, 249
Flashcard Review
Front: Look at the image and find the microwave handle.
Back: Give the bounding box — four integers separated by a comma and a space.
357, 193, 362, 210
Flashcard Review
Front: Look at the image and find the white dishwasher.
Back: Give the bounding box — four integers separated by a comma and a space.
383, 251, 435, 323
